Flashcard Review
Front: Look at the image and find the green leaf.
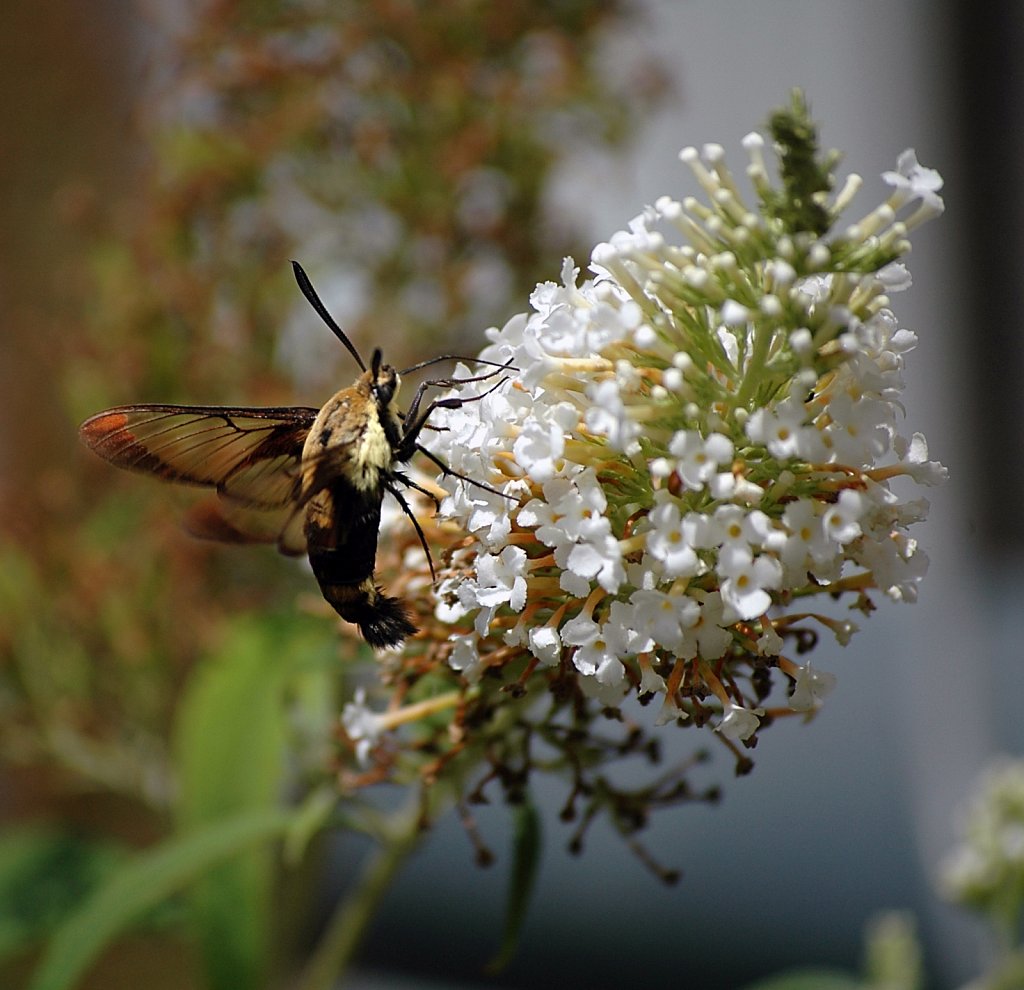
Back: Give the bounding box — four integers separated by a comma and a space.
283, 787, 339, 868
486, 801, 541, 974
741, 969, 865, 990
0, 828, 126, 963
27, 807, 297, 990
173, 614, 334, 990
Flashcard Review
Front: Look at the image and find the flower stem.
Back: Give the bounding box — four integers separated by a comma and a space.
296, 799, 423, 990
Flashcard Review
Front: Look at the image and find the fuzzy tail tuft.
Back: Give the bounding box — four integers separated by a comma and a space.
355, 588, 417, 649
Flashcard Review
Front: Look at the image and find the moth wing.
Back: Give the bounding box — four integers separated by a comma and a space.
79, 404, 319, 508
184, 497, 308, 556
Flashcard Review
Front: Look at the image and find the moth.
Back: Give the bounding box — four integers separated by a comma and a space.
79, 261, 508, 649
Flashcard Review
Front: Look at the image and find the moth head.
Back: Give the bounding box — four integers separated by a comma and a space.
369, 347, 400, 408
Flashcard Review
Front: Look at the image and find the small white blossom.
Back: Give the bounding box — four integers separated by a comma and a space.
745, 397, 823, 460
449, 636, 483, 681
638, 657, 667, 695
528, 625, 562, 667
474, 546, 529, 612
822, 490, 865, 545
756, 624, 784, 656
341, 689, 387, 766
654, 693, 689, 726
512, 405, 573, 482
690, 591, 734, 660
563, 530, 625, 594
669, 430, 734, 489
940, 760, 1024, 915
895, 432, 948, 486
717, 702, 765, 742
631, 588, 700, 656
780, 500, 833, 574
789, 663, 838, 711
717, 546, 783, 620
646, 501, 700, 577
882, 148, 944, 218
586, 379, 640, 451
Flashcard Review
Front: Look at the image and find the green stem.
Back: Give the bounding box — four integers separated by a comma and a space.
734, 318, 774, 409
296, 799, 423, 990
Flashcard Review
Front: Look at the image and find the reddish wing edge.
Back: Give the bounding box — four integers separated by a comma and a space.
79, 403, 318, 553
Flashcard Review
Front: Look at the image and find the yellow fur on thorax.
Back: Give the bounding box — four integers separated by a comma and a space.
350, 409, 393, 490
301, 373, 401, 496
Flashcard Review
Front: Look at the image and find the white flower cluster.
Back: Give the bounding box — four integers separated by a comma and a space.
425, 135, 946, 735
940, 760, 1024, 914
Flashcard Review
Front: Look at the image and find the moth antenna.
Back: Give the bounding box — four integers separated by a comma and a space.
290, 260, 366, 372
399, 354, 517, 376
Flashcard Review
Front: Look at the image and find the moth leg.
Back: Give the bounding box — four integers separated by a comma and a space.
398, 375, 508, 460
390, 470, 441, 513
402, 360, 512, 428
386, 480, 436, 581
413, 443, 514, 502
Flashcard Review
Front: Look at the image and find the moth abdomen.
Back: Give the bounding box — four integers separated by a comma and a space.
314, 574, 416, 649
304, 482, 417, 649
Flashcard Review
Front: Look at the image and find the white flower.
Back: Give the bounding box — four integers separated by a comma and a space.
341, 689, 387, 766
646, 501, 700, 577
711, 504, 754, 551
638, 657, 667, 695
654, 694, 689, 726
855, 531, 929, 602
669, 430, 735, 489
511, 401, 579, 483
520, 472, 606, 550
822, 490, 865, 545
562, 530, 625, 594
940, 760, 1024, 910
756, 624, 784, 656
882, 148, 944, 217
780, 500, 831, 565
474, 546, 529, 612
895, 432, 948, 486
630, 588, 700, 656
820, 394, 891, 464
717, 702, 764, 741
528, 625, 562, 667
449, 636, 483, 681
745, 397, 823, 460
717, 546, 782, 620
690, 591, 734, 659
789, 663, 838, 711
585, 378, 640, 452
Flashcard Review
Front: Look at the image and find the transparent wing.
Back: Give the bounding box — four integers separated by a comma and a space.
79, 403, 318, 508
183, 496, 308, 556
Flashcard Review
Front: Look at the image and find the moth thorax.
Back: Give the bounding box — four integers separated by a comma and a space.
299, 379, 395, 497
350, 408, 395, 491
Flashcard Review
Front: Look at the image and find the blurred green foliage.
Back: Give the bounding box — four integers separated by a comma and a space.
0, 1, 666, 986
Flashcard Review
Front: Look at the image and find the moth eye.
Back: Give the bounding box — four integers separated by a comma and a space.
374, 370, 398, 405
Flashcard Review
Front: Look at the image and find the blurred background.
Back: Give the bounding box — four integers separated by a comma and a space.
1, 1, 1020, 988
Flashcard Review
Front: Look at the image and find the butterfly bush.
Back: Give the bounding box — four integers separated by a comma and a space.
422, 105, 945, 739
340, 100, 945, 865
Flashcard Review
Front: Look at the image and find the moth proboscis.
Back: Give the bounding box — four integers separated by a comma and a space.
79, 261, 513, 650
